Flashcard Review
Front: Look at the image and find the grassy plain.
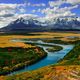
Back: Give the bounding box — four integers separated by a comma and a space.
0, 32, 80, 80
0, 32, 80, 48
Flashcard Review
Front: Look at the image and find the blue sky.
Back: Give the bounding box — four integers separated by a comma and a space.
0, 0, 80, 27
0, 0, 54, 4
0, 0, 24, 4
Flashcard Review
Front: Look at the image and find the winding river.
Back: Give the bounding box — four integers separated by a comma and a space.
9, 40, 74, 75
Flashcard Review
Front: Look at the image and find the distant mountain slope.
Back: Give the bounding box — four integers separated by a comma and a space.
0, 17, 80, 33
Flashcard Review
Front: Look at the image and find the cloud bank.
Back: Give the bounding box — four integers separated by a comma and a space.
0, 0, 80, 28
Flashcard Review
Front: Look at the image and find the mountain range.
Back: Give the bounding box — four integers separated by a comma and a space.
0, 16, 80, 33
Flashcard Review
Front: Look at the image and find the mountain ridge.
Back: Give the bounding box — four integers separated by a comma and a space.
0, 16, 80, 33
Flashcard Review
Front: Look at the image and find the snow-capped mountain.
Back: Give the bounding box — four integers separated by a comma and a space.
0, 16, 80, 33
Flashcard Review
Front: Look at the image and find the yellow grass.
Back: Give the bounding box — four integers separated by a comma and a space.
31, 32, 80, 41
0, 32, 80, 47
0, 32, 80, 80
0, 36, 32, 48
2, 65, 80, 80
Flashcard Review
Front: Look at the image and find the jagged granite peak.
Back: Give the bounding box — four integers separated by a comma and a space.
0, 17, 80, 33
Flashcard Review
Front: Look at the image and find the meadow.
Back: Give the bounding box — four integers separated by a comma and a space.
0, 32, 80, 80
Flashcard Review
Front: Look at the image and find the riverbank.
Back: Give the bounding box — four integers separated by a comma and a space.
0, 40, 72, 76
4, 65, 80, 80
0, 47, 47, 75
4, 40, 80, 80
25, 42, 63, 52
46, 45, 63, 52
43, 39, 80, 45
57, 42, 80, 65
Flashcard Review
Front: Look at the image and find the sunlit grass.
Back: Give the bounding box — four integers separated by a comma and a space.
0, 32, 80, 48
0, 32, 80, 80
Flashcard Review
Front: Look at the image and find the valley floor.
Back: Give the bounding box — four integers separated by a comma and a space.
0, 32, 80, 48
0, 32, 80, 80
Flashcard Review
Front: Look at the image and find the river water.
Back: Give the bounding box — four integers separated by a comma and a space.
9, 40, 74, 75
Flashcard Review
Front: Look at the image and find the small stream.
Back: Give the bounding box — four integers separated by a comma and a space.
9, 40, 74, 75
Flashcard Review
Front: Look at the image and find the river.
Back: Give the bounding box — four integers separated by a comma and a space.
9, 40, 74, 75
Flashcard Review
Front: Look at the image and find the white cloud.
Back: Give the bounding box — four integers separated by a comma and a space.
63, 11, 75, 16
42, 7, 58, 14
27, 2, 31, 6
33, 3, 45, 7
42, 5, 78, 15
66, 0, 80, 5
49, 0, 80, 7
44, 11, 75, 20
0, 3, 26, 10
47, 0, 79, 20
0, 15, 18, 28
32, 10, 36, 13
0, 4, 16, 17
32, 9, 41, 13
0, 3, 26, 17
17, 14, 38, 18
37, 9, 41, 12
56, 5, 78, 13
0, 3, 27, 28
0, 3, 17, 10
19, 8, 26, 13
0, 0, 79, 28
41, 5, 78, 20
0, 13, 38, 28
26, 2, 46, 7
49, 0, 65, 7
